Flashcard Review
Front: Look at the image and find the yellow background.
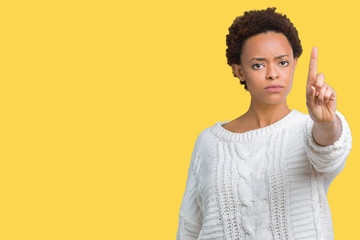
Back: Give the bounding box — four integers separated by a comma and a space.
0, 0, 358, 239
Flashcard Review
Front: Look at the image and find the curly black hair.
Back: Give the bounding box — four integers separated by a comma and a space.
226, 7, 303, 90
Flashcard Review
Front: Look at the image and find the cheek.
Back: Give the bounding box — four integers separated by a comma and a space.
244, 71, 264, 86
281, 67, 295, 82
285, 71, 294, 93
287, 81, 293, 94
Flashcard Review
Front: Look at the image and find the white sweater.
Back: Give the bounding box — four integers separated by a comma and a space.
176, 110, 352, 240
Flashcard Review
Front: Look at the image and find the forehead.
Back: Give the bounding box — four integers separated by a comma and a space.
241, 32, 293, 59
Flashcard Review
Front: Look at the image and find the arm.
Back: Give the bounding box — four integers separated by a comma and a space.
176, 135, 203, 240
305, 110, 352, 174
304, 47, 352, 175
312, 114, 342, 146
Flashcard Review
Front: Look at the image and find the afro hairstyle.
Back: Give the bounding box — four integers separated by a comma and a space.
225, 7, 303, 90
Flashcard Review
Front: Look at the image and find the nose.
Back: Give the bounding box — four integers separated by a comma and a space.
266, 64, 279, 80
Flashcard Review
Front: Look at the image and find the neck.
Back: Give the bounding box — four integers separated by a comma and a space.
243, 100, 291, 128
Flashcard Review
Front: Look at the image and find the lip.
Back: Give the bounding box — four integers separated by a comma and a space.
264, 85, 284, 92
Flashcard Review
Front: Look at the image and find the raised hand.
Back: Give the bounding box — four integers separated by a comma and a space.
306, 46, 337, 125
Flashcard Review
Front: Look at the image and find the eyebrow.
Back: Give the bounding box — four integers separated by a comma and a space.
250, 55, 289, 61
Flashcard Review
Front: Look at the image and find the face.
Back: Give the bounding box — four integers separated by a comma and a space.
232, 31, 298, 106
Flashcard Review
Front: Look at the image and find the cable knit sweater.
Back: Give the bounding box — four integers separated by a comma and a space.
176, 110, 352, 240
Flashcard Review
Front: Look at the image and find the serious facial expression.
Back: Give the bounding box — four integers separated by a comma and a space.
233, 31, 298, 105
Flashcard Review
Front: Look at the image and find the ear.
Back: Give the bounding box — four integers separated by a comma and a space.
231, 64, 244, 82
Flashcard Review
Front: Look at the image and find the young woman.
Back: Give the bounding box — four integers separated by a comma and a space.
176, 7, 352, 240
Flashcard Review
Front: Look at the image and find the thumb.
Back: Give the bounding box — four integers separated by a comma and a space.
307, 86, 316, 108
310, 86, 316, 99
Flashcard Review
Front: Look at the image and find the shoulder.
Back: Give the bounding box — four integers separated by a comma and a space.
195, 124, 218, 147
192, 123, 220, 157
291, 109, 308, 119
287, 109, 309, 127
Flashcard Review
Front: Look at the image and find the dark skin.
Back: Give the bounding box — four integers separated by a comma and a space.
306, 47, 341, 146
223, 32, 341, 146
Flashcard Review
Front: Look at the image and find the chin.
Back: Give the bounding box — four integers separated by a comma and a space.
262, 95, 288, 105
250, 89, 290, 105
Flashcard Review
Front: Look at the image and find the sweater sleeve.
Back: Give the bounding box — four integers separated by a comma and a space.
304, 110, 352, 176
176, 134, 203, 240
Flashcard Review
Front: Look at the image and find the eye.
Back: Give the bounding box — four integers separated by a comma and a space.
279, 60, 289, 66
252, 63, 264, 69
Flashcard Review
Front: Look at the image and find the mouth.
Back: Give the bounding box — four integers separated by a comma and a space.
265, 85, 284, 92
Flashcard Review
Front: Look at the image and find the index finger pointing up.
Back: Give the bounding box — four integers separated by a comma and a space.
307, 46, 318, 89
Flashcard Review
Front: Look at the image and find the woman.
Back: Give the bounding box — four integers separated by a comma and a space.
176, 7, 352, 240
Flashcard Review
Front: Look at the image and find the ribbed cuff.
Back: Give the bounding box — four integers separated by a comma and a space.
304, 110, 352, 173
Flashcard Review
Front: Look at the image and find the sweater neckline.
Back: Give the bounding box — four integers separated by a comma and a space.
212, 109, 299, 142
